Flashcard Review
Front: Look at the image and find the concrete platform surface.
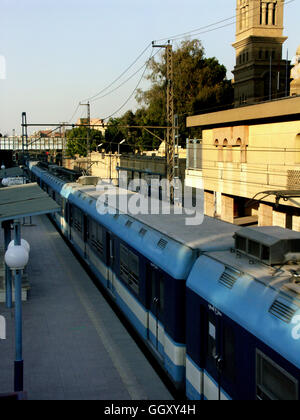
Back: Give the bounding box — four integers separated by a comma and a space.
0, 216, 173, 400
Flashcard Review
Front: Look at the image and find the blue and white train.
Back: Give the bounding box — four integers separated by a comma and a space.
29, 162, 300, 400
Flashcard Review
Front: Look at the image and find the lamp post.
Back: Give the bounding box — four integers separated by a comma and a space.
97, 143, 103, 152
4, 221, 29, 393
118, 139, 126, 155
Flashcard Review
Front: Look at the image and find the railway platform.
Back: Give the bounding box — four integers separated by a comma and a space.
0, 215, 173, 400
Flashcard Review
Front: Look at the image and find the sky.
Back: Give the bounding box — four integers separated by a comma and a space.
0, 0, 299, 136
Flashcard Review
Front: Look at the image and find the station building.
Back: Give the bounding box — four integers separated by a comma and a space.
185, 0, 300, 231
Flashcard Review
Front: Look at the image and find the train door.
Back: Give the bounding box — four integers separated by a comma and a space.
106, 232, 115, 296
147, 264, 165, 359
67, 203, 72, 241
83, 215, 89, 260
202, 305, 236, 400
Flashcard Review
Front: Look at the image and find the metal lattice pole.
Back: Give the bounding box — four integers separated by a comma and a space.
152, 42, 175, 202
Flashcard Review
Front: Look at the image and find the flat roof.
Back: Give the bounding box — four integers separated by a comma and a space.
0, 167, 24, 178
0, 183, 60, 222
187, 95, 300, 128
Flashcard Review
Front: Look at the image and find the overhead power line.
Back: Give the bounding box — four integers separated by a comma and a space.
102, 47, 157, 121
66, 0, 296, 124
82, 42, 153, 103
155, 0, 296, 43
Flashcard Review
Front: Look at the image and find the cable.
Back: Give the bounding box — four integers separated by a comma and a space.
81, 42, 152, 103
89, 61, 150, 104
102, 48, 158, 121
156, 0, 296, 43
90, 46, 163, 105
68, 103, 81, 124
66, 0, 297, 128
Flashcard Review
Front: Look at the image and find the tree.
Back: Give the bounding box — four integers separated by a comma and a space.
136, 39, 234, 142
66, 126, 103, 157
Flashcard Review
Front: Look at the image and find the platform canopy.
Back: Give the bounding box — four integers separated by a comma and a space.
0, 167, 24, 179
0, 183, 60, 222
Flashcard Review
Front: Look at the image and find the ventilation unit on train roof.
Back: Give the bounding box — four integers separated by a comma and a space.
234, 226, 300, 266
77, 176, 100, 186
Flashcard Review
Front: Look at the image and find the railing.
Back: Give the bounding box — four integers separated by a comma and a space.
0, 137, 67, 151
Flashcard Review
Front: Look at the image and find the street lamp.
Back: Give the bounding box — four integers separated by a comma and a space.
118, 139, 126, 155
4, 221, 29, 393
97, 143, 103, 152
8, 239, 30, 254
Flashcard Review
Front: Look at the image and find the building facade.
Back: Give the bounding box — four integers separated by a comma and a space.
186, 96, 300, 230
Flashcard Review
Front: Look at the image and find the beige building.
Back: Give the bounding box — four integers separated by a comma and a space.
186, 95, 300, 229
185, 0, 300, 231
63, 149, 186, 188
76, 118, 107, 136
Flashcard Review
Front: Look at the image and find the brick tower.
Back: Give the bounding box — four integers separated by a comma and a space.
232, 0, 290, 106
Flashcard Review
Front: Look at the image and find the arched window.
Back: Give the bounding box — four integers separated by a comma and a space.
215, 139, 223, 162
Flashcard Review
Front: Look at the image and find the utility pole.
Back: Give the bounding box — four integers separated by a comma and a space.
80, 101, 91, 175
21, 113, 28, 183
60, 122, 68, 166
152, 41, 175, 202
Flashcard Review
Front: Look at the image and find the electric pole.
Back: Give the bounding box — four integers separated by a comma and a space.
152, 41, 175, 202
80, 101, 91, 175
60, 122, 68, 166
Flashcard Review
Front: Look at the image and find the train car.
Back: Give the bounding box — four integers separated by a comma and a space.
186, 225, 300, 400
29, 162, 238, 389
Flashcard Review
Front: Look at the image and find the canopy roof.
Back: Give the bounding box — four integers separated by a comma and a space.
0, 183, 60, 222
0, 167, 24, 178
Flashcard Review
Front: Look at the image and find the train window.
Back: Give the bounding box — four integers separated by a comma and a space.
256, 350, 298, 400
71, 206, 83, 234
120, 243, 140, 295
159, 277, 164, 313
223, 325, 236, 383
90, 220, 103, 255
207, 314, 217, 362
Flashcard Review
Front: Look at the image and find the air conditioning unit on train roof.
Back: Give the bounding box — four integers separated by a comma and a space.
77, 176, 100, 186
234, 226, 300, 266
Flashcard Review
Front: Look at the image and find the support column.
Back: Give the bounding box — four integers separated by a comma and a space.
268, 2, 274, 25
13, 221, 24, 393
292, 215, 300, 232
204, 191, 215, 218
262, 2, 267, 25
221, 194, 234, 224
2, 221, 12, 308
258, 203, 273, 226
272, 210, 287, 228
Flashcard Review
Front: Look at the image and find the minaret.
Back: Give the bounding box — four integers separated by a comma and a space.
232, 0, 290, 106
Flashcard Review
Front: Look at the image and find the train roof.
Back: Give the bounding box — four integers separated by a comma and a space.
187, 251, 300, 369
63, 182, 237, 252
30, 163, 238, 278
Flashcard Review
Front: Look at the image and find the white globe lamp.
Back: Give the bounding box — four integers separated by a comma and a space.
5, 245, 29, 270
8, 239, 30, 253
